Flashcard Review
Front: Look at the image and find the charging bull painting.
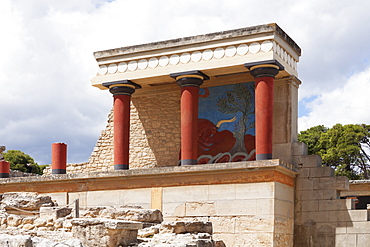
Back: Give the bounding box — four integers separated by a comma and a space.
197, 82, 256, 164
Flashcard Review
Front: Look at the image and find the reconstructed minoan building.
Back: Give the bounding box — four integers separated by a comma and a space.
3, 24, 370, 247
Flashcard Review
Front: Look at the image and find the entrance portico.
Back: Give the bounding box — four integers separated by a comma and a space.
91, 23, 301, 168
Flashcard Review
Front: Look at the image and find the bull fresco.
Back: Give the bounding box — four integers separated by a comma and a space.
197, 82, 256, 164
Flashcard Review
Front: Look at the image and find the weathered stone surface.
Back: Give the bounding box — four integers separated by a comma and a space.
32, 237, 84, 247
138, 225, 160, 238
40, 206, 72, 219
71, 218, 142, 230
138, 232, 215, 247
160, 221, 213, 235
0, 234, 83, 247
71, 218, 142, 247
0, 234, 32, 247
1, 192, 55, 212
80, 206, 163, 223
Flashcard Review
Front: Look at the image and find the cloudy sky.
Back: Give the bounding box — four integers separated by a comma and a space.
1, 0, 370, 165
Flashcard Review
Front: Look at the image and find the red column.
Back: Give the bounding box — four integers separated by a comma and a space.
181, 85, 199, 165
103, 81, 141, 170
171, 71, 209, 166
250, 64, 279, 160
113, 93, 131, 170
0, 161, 10, 178
52, 142, 67, 174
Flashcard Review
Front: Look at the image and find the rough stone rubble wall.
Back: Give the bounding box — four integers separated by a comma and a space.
43, 92, 181, 175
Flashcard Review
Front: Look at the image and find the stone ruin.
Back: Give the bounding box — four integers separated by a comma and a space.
0, 192, 224, 247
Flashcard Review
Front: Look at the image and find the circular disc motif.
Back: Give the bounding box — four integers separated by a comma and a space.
237, 44, 248, 55
180, 53, 191, 64
128, 61, 138, 71
261, 40, 273, 52
159, 56, 169, 67
108, 64, 118, 74
214, 48, 225, 59
170, 54, 180, 65
202, 49, 213, 61
98, 65, 108, 75
191, 51, 202, 62
249, 42, 261, 54
225, 46, 237, 57
148, 58, 159, 68
118, 62, 127, 72
138, 59, 148, 70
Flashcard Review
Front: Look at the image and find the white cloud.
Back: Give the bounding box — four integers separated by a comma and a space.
298, 67, 370, 131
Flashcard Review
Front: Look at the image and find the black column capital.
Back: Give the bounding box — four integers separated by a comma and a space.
250, 65, 279, 79
245, 59, 283, 79
102, 80, 142, 96
170, 70, 209, 88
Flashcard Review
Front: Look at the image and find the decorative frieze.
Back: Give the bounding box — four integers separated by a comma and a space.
97, 40, 297, 77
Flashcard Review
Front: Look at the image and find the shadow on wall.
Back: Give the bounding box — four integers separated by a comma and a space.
131, 92, 181, 167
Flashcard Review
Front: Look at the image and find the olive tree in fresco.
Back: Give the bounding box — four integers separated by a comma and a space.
216, 83, 255, 155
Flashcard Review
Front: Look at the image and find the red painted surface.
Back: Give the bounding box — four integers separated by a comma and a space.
114, 94, 131, 166
181, 86, 199, 161
0, 161, 10, 174
255, 76, 274, 157
51, 143, 67, 170
197, 119, 256, 163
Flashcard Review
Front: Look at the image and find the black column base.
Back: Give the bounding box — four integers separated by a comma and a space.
114, 164, 129, 170
180, 159, 197, 166
0, 173, 9, 178
256, 153, 272, 160
52, 169, 66, 174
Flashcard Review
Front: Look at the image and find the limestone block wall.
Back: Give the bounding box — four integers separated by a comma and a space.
43, 181, 294, 247
161, 182, 294, 247
294, 155, 370, 247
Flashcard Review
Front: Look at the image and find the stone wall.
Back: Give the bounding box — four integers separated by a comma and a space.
294, 155, 370, 247
64, 91, 181, 174
161, 182, 294, 247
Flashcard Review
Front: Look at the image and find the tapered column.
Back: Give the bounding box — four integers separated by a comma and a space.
171, 71, 209, 166
103, 81, 141, 170
250, 64, 280, 160
52, 142, 67, 174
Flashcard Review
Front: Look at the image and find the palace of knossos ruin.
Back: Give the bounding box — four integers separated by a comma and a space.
1, 23, 370, 247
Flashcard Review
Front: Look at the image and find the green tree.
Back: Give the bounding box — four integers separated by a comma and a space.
298, 124, 370, 180
3, 150, 43, 175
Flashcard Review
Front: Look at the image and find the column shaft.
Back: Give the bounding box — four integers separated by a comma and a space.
255, 77, 274, 160
103, 80, 141, 170
52, 142, 67, 174
249, 64, 280, 160
180, 86, 199, 164
0, 161, 10, 178
171, 70, 209, 166
113, 94, 131, 170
